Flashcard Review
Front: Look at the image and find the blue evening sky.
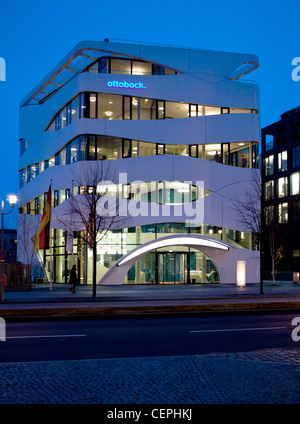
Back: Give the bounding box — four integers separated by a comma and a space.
0, 0, 300, 228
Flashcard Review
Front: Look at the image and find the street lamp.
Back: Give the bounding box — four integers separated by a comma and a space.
0, 194, 17, 301
1, 194, 18, 251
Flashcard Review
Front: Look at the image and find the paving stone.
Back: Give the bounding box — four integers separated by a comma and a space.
0, 349, 299, 404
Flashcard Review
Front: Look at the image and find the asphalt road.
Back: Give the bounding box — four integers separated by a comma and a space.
0, 313, 298, 363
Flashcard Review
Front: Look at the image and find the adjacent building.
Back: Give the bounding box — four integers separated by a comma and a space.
261, 106, 300, 275
17, 40, 260, 286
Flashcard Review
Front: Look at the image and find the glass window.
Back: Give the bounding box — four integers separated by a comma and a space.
264, 180, 274, 200
89, 93, 97, 118
294, 200, 300, 222
97, 93, 122, 120
278, 203, 288, 224
70, 138, 79, 163
97, 136, 122, 160
291, 172, 300, 195
221, 107, 230, 114
278, 177, 288, 198
31, 164, 39, 179
157, 101, 165, 119
165, 102, 189, 119
54, 190, 59, 208
99, 58, 108, 74
190, 145, 198, 157
222, 143, 229, 165
264, 155, 274, 175
61, 107, 67, 128
55, 148, 66, 166
204, 144, 221, 162
230, 108, 250, 114
110, 58, 131, 75
153, 64, 165, 75
292, 146, 300, 168
19, 169, 26, 188
88, 136, 97, 161
49, 157, 55, 167
132, 141, 156, 157
132, 61, 152, 75
265, 205, 274, 225
278, 150, 288, 172
157, 144, 165, 155
252, 143, 259, 168
70, 95, 80, 123
132, 97, 156, 120
265, 134, 274, 151
190, 105, 197, 117
230, 142, 250, 168
165, 145, 188, 156
204, 106, 221, 116
197, 105, 205, 116
80, 135, 88, 161
123, 96, 131, 120
123, 139, 131, 158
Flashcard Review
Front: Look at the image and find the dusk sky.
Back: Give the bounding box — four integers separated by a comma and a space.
0, 0, 299, 228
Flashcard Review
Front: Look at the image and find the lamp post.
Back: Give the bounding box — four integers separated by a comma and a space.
0, 194, 17, 301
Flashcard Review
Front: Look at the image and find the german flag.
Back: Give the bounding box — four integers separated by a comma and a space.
33, 186, 52, 251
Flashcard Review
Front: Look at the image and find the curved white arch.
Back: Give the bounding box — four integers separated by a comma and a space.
98, 234, 232, 286
118, 235, 229, 267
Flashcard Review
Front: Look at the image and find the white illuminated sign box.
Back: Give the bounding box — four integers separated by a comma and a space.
236, 261, 246, 287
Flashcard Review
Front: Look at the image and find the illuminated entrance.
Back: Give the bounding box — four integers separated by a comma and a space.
157, 252, 188, 284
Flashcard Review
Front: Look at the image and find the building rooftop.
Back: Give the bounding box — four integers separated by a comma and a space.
20, 39, 259, 107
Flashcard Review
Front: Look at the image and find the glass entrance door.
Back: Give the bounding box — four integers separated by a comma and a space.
157, 252, 188, 284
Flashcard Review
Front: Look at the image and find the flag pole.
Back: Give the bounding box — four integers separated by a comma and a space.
49, 179, 53, 291
71, 179, 74, 267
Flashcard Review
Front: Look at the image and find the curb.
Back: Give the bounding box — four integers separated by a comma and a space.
1, 300, 300, 321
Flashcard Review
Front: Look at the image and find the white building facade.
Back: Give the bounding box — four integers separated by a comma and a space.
18, 40, 260, 286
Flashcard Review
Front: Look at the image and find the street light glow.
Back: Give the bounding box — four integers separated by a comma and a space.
7, 194, 17, 205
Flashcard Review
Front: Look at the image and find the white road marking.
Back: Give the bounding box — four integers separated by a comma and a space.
190, 326, 286, 333
5, 334, 87, 339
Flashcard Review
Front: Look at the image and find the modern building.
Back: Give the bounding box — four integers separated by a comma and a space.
17, 40, 260, 286
261, 106, 300, 275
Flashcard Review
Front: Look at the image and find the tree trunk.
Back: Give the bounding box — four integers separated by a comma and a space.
93, 240, 97, 298
272, 257, 276, 285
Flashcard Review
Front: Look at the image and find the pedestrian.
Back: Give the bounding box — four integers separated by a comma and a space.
241, 155, 247, 167
69, 265, 77, 293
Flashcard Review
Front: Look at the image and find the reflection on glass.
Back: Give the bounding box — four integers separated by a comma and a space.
97, 93, 122, 120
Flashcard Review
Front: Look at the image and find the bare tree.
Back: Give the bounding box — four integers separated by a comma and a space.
54, 162, 126, 298
231, 169, 261, 251
265, 207, 285, 285
232, 169, 287, 291
231, 169, 263, 293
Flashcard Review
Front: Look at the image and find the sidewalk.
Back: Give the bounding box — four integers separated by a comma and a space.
1, 281, 300, 318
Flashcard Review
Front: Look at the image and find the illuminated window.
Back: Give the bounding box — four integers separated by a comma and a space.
278, 203, 288, 224
278, 150, 287, 172
278, 177, 288, 198
291, 172, 300, 195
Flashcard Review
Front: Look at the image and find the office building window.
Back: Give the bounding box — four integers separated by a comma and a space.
278, 150, 288, 172
264, 180, 274, 200
292, 146, 300, 168
264, 155, 274, 175
265, 205, 274, 225
278, 177, 288, 198
291, 172, 300, 195
278, 202, 288, 224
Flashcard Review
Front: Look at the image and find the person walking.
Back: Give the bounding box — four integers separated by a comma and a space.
69, 264, 78, 293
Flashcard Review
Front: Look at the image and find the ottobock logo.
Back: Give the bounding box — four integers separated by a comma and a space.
107, 80, 147, 89
0, 57, 6, 82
